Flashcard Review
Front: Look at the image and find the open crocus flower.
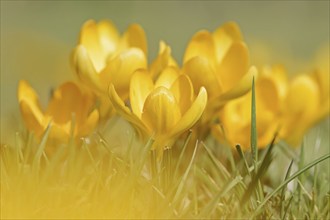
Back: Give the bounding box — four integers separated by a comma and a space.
108, 68, 207, 157
280, 69, 329, 146
212, 65, 287, 150
18, 80, 99, 153
182, 22, 257, 123
72, 20, 148, 118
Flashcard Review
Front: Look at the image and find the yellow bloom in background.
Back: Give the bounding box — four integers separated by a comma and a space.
72, 20, 148, 118
213, 65, 287, 150
109, 68, 207, 156
280, 69, 329, 146
182, 22, 257, 123
18, 80, 99, 153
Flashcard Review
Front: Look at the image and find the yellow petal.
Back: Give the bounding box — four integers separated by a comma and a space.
72, 45, 103, 93
141, 87, 181, 135
79, 20, 108, 72
130, 70, 154, 118
19, 101, 45, 137
183, 56, 221, 99
18, 80, 45, 137
96, 20, 120, 56
154, 66, 180, 89
170, 74, 194, 114
150, 41, 177, 79
217, 41, 249, 92
77, 109, 99, 137
286, 75, 319, 116
46, 82, 85, 125
122, 24, 148, 56
101, 48, 147, 98
108, 84, 149, 136
183, 30, 216, 64
213, 21, 243, 62
218, 65, 258, 106
169, 87, 207, 139
256, 77, 280, 112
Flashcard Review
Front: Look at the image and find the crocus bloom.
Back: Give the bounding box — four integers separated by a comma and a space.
72, 20, 147, 117
182, 22, 257, 123
108, 68, 207, 157
213, 66, 286, 150
280, 69, 329, 146
18, 80, 99, 152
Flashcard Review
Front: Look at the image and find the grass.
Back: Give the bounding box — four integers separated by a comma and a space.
1, 83, 329, 219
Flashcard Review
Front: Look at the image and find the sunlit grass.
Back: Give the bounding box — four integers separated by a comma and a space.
1, 81, 329, 219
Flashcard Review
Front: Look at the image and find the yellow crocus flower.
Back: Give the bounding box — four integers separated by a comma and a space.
182, 22, 257, 123
108, 68, 207, 157
213, 65, 286, 150
18, 80, 99, 153
280, 69, 329, 146
72, 20, 148, 117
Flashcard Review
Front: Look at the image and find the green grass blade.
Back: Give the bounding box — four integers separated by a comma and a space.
174, 130, 192, 179
250, 77, 258, 171
172, 140, 199, 204
198, 175, 243, 218
241, 133, 277, 206
236, 144, 251, 176
250, 153, 330, 219
280, 159, 294, 218
32, 123, 51, 173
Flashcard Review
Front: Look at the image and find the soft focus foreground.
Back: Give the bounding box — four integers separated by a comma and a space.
1, 15, 330, 219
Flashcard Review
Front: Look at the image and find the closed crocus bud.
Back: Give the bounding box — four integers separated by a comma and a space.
18, 80, 99, 154
182, 22, 258, 124
71, 20, 148, 118
108, 68, 207, 158
213, 65, 286, 150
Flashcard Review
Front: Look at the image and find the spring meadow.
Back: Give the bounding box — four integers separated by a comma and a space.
1, 2, 329, 219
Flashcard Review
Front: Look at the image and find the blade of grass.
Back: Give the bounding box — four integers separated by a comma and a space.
174, 130, 192, 179
32, 123, 51, 173
172, 140, 198, 204
241, 133, 277, 206
250, 153, 330, 219
250, 77, 258, 170
236, 144, 251, 176
280, 159, 294, 218
201, 142, 230, 179
198, 175, 243, 218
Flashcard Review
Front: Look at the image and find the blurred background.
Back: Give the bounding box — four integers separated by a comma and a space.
1, 1, 329, 144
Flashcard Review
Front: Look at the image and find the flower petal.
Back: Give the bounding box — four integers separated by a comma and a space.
77, 109, 99, 137
169, 87, 207, 139
122, 24, 148, 56
72, 45, 103, 93
96, 20, 120, 56
183, 30, 216, 64
79, 20, 119, 72
18, 80, 45, 137
150, 41, 178, 79
46, 82, 86, 125
286, 75, 319, 116
170, 74, 194, 114
213, 21, 242, 62
141, 87, 181, 135
217, 41, 250, 92
108, 84, 149, 136
130, 70, 154, 118
101, 48, 147, 98
218, 65, 258, 105
183, 56, 221, 99
154, 66, 180, 89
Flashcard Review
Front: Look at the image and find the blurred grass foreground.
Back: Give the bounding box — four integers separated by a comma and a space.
1, 1, 329, 219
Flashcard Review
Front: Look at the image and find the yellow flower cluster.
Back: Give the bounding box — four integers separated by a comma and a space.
18, 20, 329, 156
